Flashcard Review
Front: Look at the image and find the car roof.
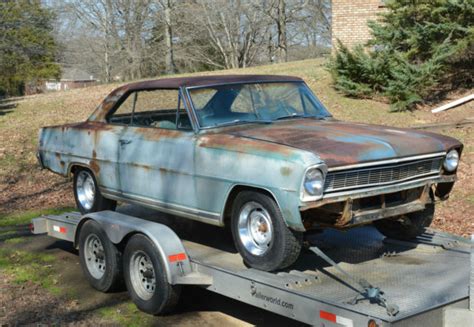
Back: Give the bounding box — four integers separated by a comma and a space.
118, 74, 304, 90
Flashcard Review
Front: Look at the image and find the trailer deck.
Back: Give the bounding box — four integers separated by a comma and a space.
32, 206, 472, 326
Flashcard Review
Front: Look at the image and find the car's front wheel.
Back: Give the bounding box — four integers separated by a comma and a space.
231, 191, 303, 271
73, 168, 116, 214
373, 203, 435, 240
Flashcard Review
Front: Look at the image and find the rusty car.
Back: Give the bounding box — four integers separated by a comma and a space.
37, 75, 463, 271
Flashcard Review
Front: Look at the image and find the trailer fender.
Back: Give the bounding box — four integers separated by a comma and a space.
75, 211, 193, 284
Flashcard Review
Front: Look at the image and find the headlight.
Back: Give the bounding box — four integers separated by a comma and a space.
443, 149, 459, 172
303, 168, 324, 197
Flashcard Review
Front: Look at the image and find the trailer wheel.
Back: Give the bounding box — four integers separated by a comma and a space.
73, 168, 116, 214
124, 234, 181, 315
373, 204, 435, 240
79, 220, 122, 292
231, 191, 303, 271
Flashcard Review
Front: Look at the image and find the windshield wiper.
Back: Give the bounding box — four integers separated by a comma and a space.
275, 113, 306, 120
209, 119, 272, 128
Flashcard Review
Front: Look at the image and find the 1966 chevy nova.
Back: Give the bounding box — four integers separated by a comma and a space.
38, 75, 462, 271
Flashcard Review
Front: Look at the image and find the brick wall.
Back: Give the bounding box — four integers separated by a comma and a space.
332, 0, 386, 50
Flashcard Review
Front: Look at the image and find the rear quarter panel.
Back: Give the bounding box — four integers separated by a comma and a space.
38, 122, 121, 191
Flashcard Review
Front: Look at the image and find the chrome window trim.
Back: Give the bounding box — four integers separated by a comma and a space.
300, 163, 328, 202
181, 86, 201, 133
327, 152, 446, 172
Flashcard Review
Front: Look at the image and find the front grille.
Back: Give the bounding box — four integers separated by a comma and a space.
324, 157, 443, 193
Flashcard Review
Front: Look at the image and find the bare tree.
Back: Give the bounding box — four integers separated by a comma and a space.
181, 0, 269, 69
157, 0, 177, 74
64, 0, 120, 82
52, 0, 331, 82
259, 0, 312, 63
276, 0, 287, 62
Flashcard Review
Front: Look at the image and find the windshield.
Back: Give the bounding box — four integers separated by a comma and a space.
188, 82, 331, 128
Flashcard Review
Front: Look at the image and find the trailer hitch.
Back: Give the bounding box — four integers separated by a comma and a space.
309, 246, 400, 317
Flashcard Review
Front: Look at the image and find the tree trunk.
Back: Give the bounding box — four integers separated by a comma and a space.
276, 0, 287, 63
104, 0, 114, 82
104, 42, 111, 82
164, 0, 176, 74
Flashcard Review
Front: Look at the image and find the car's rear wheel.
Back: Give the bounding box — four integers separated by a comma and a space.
373, 203, 435, 240
73, 168, 116, 214
231, 191, 303, 271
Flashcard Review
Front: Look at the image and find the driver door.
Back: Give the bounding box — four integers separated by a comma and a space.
113, 89, 199, 215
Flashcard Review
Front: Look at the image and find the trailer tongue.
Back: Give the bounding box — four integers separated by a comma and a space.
31, 208, 472, 326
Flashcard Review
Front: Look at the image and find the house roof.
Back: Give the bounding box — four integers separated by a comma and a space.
118, 74, 303, 90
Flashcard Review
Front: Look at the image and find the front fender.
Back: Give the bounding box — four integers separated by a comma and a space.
195, 134, 321, 232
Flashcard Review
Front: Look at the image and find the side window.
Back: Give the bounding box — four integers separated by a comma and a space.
108, 93, 136, 124
132, 89, 179, 129
134, 89, 179, 114
108, 89, 192, 130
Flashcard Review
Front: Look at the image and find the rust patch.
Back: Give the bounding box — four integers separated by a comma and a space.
135, 126, 183, 141
228, 120, 462, 167
89, 149, 100, 174
198, 133, 295, 157
280, 166, 292, 176
89, 160, 100, 175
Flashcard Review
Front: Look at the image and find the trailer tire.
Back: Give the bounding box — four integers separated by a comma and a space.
124, 234, 181, 315
373, 203, 435, 240
79, 220, 122, 292
231, 191, 303, 271
73, 168, 116, 214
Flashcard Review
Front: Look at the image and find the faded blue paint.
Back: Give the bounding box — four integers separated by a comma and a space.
330, 134, 397, 162
38, 80, 462, 233
39, 122, 321, 231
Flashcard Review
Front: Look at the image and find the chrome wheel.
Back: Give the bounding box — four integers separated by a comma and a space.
237, 202, 274, 256
76, 170, 96, 210
84, 234, 106, 279
130, 251, 156, 300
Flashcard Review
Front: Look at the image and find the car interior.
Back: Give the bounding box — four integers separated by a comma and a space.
109, 109, 192, 130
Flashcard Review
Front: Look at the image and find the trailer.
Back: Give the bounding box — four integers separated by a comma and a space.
31, 207, 473, 326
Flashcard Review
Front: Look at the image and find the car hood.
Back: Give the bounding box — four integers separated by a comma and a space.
227, 119, 461, 167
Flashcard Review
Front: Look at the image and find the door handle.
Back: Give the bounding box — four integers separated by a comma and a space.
119, 139, 132, 146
